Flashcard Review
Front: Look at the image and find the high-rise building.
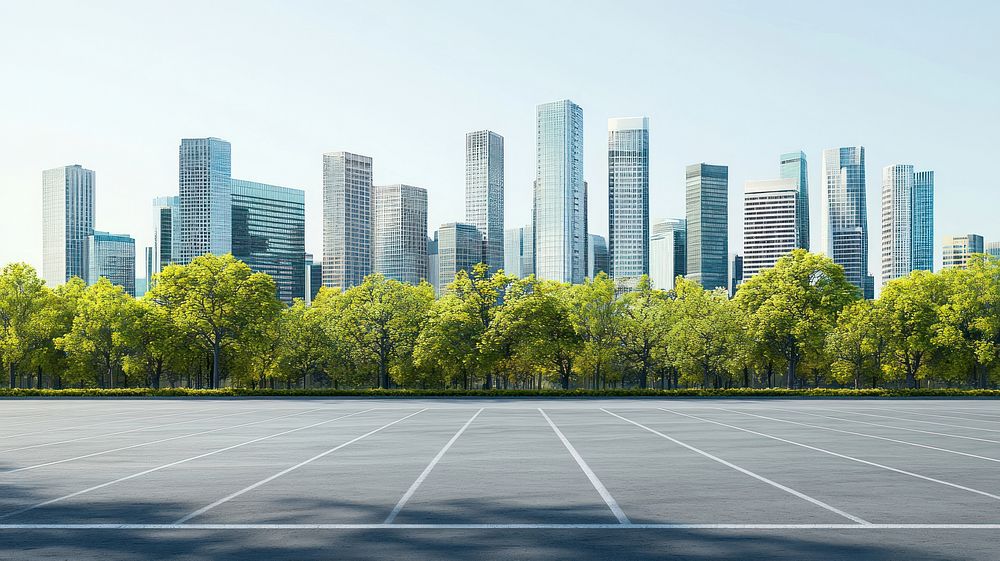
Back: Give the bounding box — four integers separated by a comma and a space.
685, 163, 729, 290
608, 117, 649, 281
42, 164, 95, 286
85, 231, 135, 296
821, 146, 872, 298
587, 234, 609, 279
436, 222, 483, 290
534, 100, 586, 284
779, 151, 810, 250
304, 253, 322, 305
649, 218, 686, 290
427, 235, 440, 295
151, 195, 180, 281
178, 138, 232, 264
465, 130, 504, 273
986, 241, 1000, 259
373, 184, 428, 285
144, 246, 153, 290
943, 234, 984, 269
323, 151, 372, 290
743, 179, 798, 280
231, 179, 306, 304
880, 165, 934, 285
729, 254, 743, 297
503, 227, 527, 278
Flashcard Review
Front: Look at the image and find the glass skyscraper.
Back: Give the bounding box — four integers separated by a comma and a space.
587, 234, 609, 279
436, 222, 484, 291
465, 130, 504, 274
608, 117, 649, 281
685, 163, 729, 291
534, 100, 586, 284
649, 219, 686, 291
913, 171, 934, 273
743, 179, 798, 280
779, 151, 810, 250
150, 195, 179, 282
880, 164, 933, 284
231, 179, 306, 304
322, 151, 372, 290
427, 235, 440, 295
85, 231, 136, 296
373, 184, 428, 285
822, 146, 872, 298
42, 164, 95, 286
178, 138, 232, 264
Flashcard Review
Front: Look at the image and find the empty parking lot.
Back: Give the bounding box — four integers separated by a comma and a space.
0, 398, 998, 560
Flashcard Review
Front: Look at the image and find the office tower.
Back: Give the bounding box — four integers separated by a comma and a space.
151, 196, 180, 280
322, 151, 373, 290
685, 163, 729, 290
729, 254, 743, 297
649, 218, 686, 290
986, 241, 1000, 259
503, 226, 527, 278
42, 164, 95, 286
427, 235, 440, 295
534, 99, 586, 283
135, 278, 148, 297
942, 234, 984, 269
144, 246, 153, 290
436, 222, 483, 290
912, 171, 934, 272
231, 179, 306, 303
608, 117, 650, 281
588, 234, 609, 279
779, 151, 810, 250
743, 179, 798, 280
304, 254, 318, 305
372, 184, 428, 285
85, 231, 136, 296
821, 146, 872, 298
178, 138, 232, 264
881, 165, 935, 285
465, 130, 504, 273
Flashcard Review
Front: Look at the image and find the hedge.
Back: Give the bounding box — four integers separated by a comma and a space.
0, 387, 998, 398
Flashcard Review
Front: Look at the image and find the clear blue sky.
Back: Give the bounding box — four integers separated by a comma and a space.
1, 0, 997, 279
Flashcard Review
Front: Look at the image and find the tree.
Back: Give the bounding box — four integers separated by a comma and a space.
668, 278, 735, 388
827, 300, 888, 388
274, 299, 332, 389
0, 263, 52, 388
617, 276, 670, 389
149, 253, 282, 388
735, 250, 858, 388
57, 278, 136, 388
934, 256, 1000, 388
566, 273, 622, 389
877, 270, 947, 388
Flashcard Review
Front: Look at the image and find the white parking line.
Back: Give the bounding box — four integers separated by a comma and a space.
867, 408, 1000, 425
0, 523, 999, 530
602, 409, 869, 525
540, 409, 630, 525
1, 408, 326, 474
716, 408, 1000, 464
0, 408, 214, 440
812, 408, 1000, 434
174, 409, 428, 524
661, 408, 1000, 502
760, 406, 1000, 445
384, 408, 483, 524
0, 408, 376, 521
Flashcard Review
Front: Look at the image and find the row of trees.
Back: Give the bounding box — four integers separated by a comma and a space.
1, 250, 998, 390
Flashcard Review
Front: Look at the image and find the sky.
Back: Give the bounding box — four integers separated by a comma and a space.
1, 0, 998, 283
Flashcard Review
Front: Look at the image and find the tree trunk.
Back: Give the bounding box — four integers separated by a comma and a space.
36, 365, 43, 389
9, 362, 15, 389
212, 341, 222, 389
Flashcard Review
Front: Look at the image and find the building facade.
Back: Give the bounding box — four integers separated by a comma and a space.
821, 146, 873, 298
322, 151, 373, 290
649, 218, 686, 291
85, 231, 136, 296
608, 117, 649, 281
42, 164, 95, 286
880, 165, 934, 285
373, 184, 428, 285
534, 100, 586, 284
986, 241, 1000, 259
743, 179, 798, 280
436, 222, 483, 290
150, 195, 180, 281
779, 151, 810, 250
685, 163, 729, 290
942, 234, 984, 269
913, 171, 935, 273
231, 179, 306, 303
465, 130, 504, 273
178, 138, 232, 264
587, 234, 609, 279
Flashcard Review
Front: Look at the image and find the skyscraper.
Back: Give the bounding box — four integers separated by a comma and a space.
231, 179, 306, 303
85, 231, 136, 296
178, 138, 232, 264
880, 165, 934, 285
608, 117, 649, 281
534, 100, 586, 284
986, 241, 1000, 259
743, 179, 798, 280
427, 235, 440, 295
913, 171, 935, 273
372, 184, 428, 285
42, 164, 95, 286
436, 222, 483, 290
685, 163, 729, 290
503, 226, 528, 278
587, 234, 609, 279
943, 234, 984, 269
649, 218, 686, 290
729, 254, 744, 298
304, 253, 322, 306
465, 130, 504, 273
322, 151, 373, 290
151, 195, 180, 281
779, 151, 810, 250
822, 146, 872, 298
